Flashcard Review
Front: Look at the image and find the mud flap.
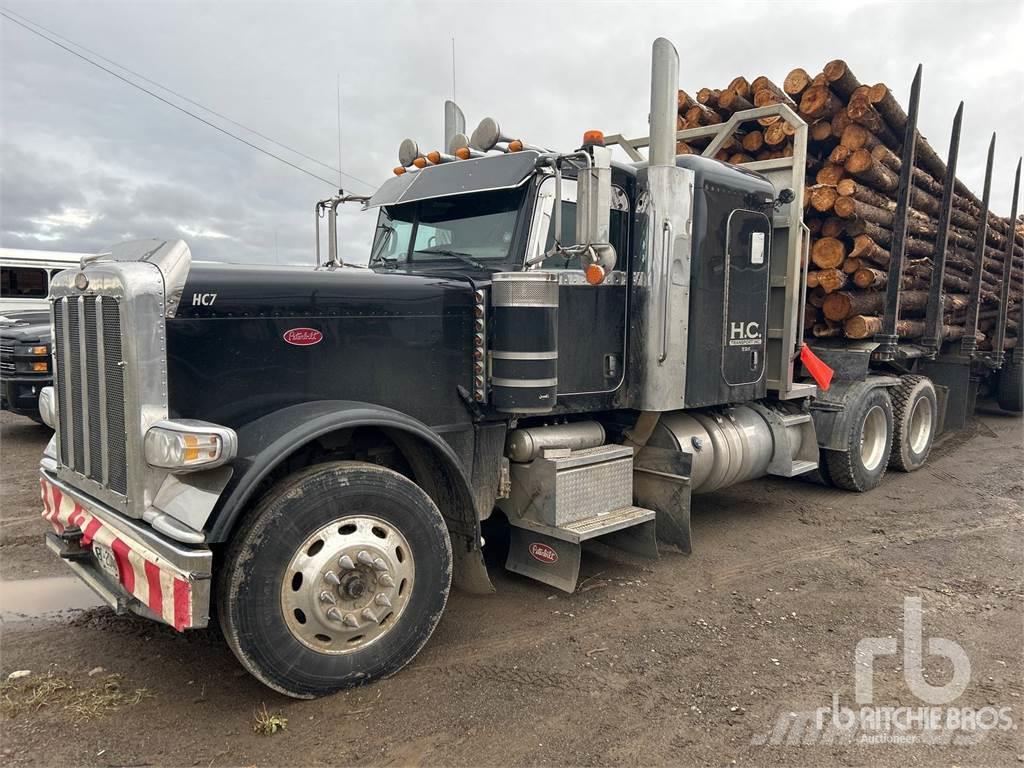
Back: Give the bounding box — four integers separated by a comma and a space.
632, 446, 693, 554
505, 528, 581, 593
600, 518, 659, 560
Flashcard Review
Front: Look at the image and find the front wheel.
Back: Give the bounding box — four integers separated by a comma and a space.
218, 461, 452, 699
823, 386, 894, 492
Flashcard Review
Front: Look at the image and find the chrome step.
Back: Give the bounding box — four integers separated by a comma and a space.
507, 504, 655, 544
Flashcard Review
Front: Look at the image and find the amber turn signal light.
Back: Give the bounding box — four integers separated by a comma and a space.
585, 263, 606, 285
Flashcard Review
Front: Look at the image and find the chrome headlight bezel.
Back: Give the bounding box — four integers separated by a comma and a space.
143, 419, 237, 473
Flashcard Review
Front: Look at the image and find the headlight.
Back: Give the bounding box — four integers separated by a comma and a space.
27, 345, 48, 356
144, 420, 237, 472
38, 386, 56, 428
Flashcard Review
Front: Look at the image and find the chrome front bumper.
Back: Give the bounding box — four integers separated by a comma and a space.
40, 469, 213, 630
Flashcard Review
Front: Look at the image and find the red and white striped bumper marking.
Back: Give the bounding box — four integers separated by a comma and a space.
40, 476, 193, 631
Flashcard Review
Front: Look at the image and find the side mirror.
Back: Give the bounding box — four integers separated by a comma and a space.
576, 144, 617, 281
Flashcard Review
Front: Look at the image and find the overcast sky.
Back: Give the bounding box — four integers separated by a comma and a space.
2, 1, 1022, 266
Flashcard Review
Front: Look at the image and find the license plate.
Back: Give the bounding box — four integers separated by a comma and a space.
92, 543, 120, 580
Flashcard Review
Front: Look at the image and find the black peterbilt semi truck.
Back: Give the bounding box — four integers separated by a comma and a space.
37, 39, 1021, 698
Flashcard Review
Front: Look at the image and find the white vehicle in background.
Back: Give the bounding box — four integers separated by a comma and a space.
1, 248, 90, 316
1, 248, 92, 422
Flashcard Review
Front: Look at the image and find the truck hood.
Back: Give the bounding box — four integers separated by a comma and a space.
0, 310, 51, 342
174, 261, 477, 320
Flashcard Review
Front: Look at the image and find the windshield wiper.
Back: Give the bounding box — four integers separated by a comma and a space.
414, 248, 487, 270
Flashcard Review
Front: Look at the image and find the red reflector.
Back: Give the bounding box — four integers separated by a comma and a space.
800, 344, 834, 391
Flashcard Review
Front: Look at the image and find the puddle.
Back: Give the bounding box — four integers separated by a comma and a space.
0, 576, 104, 623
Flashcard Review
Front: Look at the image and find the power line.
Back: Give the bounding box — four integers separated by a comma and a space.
0, 8, 375, 191
1, 6, 356, 183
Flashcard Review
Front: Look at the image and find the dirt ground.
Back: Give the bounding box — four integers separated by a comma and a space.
0, 408, 1021, 767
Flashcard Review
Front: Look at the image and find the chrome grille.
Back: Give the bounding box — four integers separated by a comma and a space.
0, 343, 14, 356
0, 361, 13, 375
52, 296, 128, 496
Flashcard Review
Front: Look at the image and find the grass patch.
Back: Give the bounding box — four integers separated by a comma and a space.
253, 703, 288, 735
1, 671, 152, 721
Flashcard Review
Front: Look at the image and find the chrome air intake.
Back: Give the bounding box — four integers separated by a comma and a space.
489, 272, 559, 413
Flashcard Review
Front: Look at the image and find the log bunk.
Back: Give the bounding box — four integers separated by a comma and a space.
673, 61, 1023, 356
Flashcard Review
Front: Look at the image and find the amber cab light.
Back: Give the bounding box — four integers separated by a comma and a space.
455, 147, 472, 160
393, 166, 406, 176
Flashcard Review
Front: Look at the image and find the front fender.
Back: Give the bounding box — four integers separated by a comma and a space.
205, 400, 476, 545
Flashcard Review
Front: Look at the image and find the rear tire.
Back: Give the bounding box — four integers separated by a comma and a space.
996, 357, 1023, 412
889, 375, 937, 472
823, 387, 894, 492
218, 461, 452, 699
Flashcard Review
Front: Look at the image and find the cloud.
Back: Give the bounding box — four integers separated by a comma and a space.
2, 0, 1022, 267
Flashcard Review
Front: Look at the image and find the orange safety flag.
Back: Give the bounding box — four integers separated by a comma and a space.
800, 344, 834, 391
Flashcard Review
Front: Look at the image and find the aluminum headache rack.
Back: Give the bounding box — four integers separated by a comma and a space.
605, 102, 814, 401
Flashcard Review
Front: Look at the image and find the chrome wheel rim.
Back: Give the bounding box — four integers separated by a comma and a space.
908, 395, 933, 455
860, 405, 888, 472
281, 516, 415, 654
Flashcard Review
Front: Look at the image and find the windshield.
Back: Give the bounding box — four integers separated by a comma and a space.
371, 187, 525, 269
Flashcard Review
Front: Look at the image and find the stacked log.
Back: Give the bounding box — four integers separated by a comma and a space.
676, 62, 1021, 349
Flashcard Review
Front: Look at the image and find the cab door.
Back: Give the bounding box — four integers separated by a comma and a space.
527, 177, 630, 397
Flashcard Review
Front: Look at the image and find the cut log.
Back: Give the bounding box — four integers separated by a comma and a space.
812, 322, 844, 338
853, 267, 888, 289
822, 59, 863, 99
686, 103, 722, 126
811, 237, 847, 269
816, 164, 845, 186
799, 85, 841, 120
829, 145, 852, 165
718, 88, 754, 113
844, 148, 899, 192
810, 120, 834, 143
697, 87, 721, 107
728, 152, 754, 164
821, 217, 846, 238
764, 121, 789, 146
742, 130, 765, 152
727, 76, 751, 99
816, 267, 850, 293
830, 108, 853, 139
784, 68, 813, 98
824, 289, 947, 322
846, 97, 900, 148
848, 234, 891, 267
677, 90, 698, 111
809, 185, 838, 213
840, 124, 882, 151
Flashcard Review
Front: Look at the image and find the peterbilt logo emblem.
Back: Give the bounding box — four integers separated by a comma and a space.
283, 328, 323, 346
529, 542, 558, 564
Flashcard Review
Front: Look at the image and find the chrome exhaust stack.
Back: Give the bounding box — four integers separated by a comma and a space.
649, 37, 679, 168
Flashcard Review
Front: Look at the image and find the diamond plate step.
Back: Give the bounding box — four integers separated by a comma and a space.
507, 505, 656, 545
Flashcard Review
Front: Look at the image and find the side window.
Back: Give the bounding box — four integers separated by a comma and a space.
541, 204, 629, 271
0, 267, 48, 298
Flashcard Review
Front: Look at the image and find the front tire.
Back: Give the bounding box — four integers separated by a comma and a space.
889, 375, 938, 472
218, 461, 452, 699
823, 386, 894, 492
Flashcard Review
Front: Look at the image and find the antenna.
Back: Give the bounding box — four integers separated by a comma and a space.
342, 72, 350, 191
